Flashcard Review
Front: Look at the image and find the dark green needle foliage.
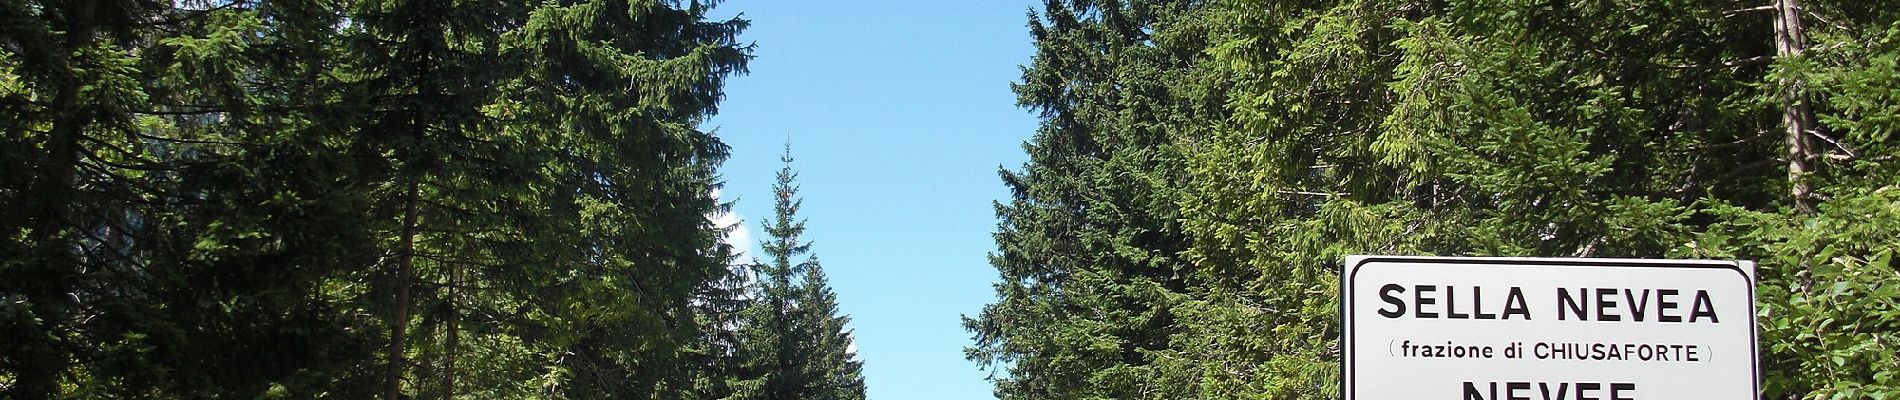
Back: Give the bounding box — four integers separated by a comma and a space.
972, 0, 1900, 399
963, 1, 1204, 399
728, 146, 866, 400
1, 0, 757, 398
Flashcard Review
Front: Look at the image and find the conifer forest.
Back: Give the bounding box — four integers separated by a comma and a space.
3, 0, 1899, 399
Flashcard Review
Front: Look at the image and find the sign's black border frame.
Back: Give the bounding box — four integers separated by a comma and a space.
1340, 257, 1761, 400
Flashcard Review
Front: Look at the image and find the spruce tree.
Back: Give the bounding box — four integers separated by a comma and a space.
731, 145, 865, 400
691, 248, 754, 400
1, 0, 753, 398
1, 1, 170, 396
336, 0, 532, 397
973, 1, 1900, 399
2, 1, 388, 397
963, 1, 1202, 398
1177, 1, 1900, 397
796, 260, 866, 400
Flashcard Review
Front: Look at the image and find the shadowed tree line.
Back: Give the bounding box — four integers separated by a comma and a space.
0, 1, 861, 399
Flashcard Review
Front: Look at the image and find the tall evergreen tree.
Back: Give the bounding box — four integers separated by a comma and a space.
495, 1, 748, 397
795, 260, 866, 400
1, 1, 173, 396
1, 0, 754, 398
975, 0, 1900, 399
335, 0, 532, 397
963, 1, 1205, 398
730, 145, 865, 400
125, 1, 385, 396
0, 1, 385, 397
690, 241, 755, 400
1178, 1, 1900, 397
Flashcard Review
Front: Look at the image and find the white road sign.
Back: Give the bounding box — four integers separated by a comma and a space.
1342, 256, 1759, 400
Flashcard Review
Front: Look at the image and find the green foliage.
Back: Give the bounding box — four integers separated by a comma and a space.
0, 0, 753, 398
727, 147, 866, 400
963, 0, 1206, 398
1690, 189, 1900, 399
975, 0, 1900, 399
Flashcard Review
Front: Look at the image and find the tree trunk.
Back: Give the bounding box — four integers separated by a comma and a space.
11, 1, 100, 398
1773, 0, 1817, 214
388, 180, 420, 400
442, 262, 459, 400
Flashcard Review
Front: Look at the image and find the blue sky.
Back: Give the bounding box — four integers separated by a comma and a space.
703, 1, 1040, 399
